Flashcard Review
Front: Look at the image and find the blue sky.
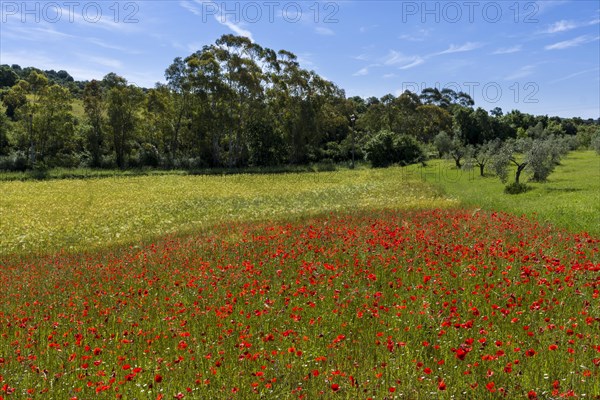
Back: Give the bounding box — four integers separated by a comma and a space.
1, 1, 599, 118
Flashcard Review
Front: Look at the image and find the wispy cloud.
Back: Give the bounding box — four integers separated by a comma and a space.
218, 18, 254, 40
504, 65, 535, 80
354, 54, 370, 61
1, 25, 74, 42
87, 38, 142, 54
383, 73, 397, 79
492, 45, 522, 55
399, 29, 430, 42
383, 50, 424, 69
353, 67, 370, 76
182, 0, 254, 41
433, 42, 483, 56
544, 20, 577, 33
315, 27, 335, 36
549, 67, 600, 83
540, 18, 600, 34
545, 35, 599, 50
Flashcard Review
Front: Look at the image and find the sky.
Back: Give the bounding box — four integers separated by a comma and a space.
1, 0, 599, 118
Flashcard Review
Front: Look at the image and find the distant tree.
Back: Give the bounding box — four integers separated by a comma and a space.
0, 65, 19, 88
82, 80, 105, 167
104, 74, 143, 169
434, 129, 468, 168
591, 131, 600, 154
433, 131, 452, 158
491, 138, 562, 185
448, 134, 468, 168
464, 139, 502, 176
365, 130, 424, 168
0, 109, 11, 155
526, 121, 545, 139
490, 107, 503, 117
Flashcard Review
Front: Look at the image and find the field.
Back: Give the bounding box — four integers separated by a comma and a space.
0, 152, 598, 399
411, 150, 600, 237
0, 168, 452, 256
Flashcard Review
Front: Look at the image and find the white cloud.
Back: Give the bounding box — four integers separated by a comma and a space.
182, 0, 254, 41
315, 27, 335, 36
353, 67, 369, 76
545, 35, 599, 50
492, 45, 522, 55
504, 65, 535, 80
399, 29, 430, 42
549, 67, 600, 83
87, 38, 142, 54
544, 20, 577, 33
354, 54, 370, 61
434, 42, 483, 56
399, 58, 425, 70
218, 17, 254, 40
540, 18, 599, 34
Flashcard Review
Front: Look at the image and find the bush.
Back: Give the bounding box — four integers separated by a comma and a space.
312, 158, 336, 172
394, 134, 425, 166
591, 131, 600, 155
365, 130, 425, 168
504, 182, 530, 195
365, 130, 396, 167
0, 150, 28, 171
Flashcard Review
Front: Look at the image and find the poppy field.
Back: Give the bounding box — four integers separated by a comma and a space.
1, 209, 598, 399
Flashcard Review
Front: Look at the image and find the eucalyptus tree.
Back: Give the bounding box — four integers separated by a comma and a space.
83, 80, 105, 167
164, 57, 193, 162
103, 73, 143, 169
3, 72, 74, 167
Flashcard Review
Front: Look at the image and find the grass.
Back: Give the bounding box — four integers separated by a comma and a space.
0, 167, 453, 256
406, 150, 600, 237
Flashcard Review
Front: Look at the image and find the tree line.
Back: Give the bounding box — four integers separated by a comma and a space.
0, 34, 599, 174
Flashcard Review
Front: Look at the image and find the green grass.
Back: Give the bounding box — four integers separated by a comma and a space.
1, 150, 597, 257
0, 168, 453, 256
406, 150, 600, 236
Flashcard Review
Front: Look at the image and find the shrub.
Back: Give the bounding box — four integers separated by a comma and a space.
504, 182, 530, 194
365, 130, 425, 168
365, 130, 396, 168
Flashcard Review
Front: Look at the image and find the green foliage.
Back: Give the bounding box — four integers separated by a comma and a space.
591, 130, 600, 154
433, 131, 452, 156
504, 181, 530, 194
365, 130, 396, 167
365, 130, 424, 168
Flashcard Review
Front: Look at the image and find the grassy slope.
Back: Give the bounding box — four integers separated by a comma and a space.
0, 168, 453, 256
407, 150, 600, 236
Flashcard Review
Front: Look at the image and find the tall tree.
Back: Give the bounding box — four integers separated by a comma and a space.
83, 80, 105, 167
104, 74, 143, 169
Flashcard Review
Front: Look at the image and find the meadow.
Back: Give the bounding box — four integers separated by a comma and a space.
0, 151, 598, 399
410, 150, 600, 237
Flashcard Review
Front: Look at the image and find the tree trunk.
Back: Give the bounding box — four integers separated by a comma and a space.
479, 164, 484, 177
515, 163, 527, 184
454, 156, 462, 169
